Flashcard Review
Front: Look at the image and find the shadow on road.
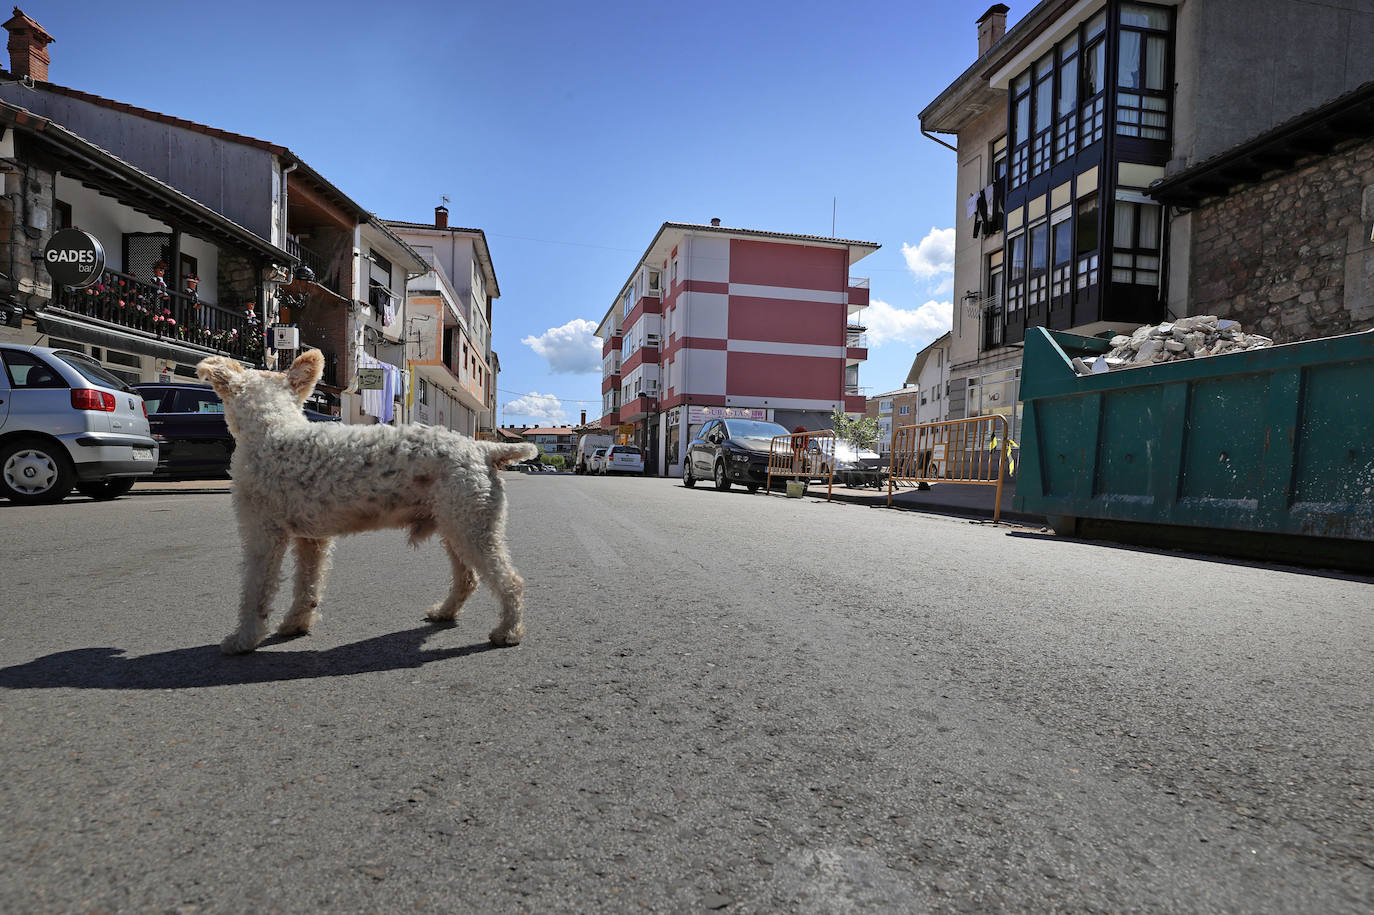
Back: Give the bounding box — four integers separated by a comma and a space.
0, 624, 500, 690
1005, 530, 1374, 583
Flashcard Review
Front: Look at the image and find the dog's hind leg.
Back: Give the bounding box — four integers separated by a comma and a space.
222, 529, 289, 654
426, 537, 478, 625
278, 537, 333, 637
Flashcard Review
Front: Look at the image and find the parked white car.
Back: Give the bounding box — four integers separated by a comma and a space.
588, 447, 608, 474
601, 444, 644, 475
0, 343, 158, 503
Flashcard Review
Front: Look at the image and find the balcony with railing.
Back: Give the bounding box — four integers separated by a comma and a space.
847, 276, 870, 310
53, 269, 260, 363
284, 235, 346, 296
975, 292, 1004, 350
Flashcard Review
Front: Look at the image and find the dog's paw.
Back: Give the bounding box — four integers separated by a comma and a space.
220, 631, 262, 655
425, 604, 458, 626
489, 623, 525, 647
276, 612, 320, 638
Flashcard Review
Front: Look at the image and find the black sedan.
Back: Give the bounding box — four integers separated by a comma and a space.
133, 382, 340, 480
682, 417, 792, 493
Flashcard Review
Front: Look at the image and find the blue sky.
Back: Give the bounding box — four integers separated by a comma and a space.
28, 0, 1002, 426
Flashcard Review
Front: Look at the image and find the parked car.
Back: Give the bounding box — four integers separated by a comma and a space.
574, 433, 612, 473
682, 417, 792, 493
133, 381, 339, 480
600, 444, 644, 475
588, 447, 608, 474
0, 343, 158, 503
815, 440, 886, 487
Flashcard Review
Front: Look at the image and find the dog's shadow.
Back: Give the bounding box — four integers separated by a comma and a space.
0, 624, 500, 690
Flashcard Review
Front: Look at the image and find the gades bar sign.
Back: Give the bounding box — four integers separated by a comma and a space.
42, 229, 105, 289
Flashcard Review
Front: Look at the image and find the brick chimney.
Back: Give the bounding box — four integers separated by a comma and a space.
434, 204, 448, 229
580, 410, 586, 426
977, 4, 1010, 58
4, 7, 53, 81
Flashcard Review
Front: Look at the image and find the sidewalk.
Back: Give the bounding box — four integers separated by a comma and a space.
131, 479, 234, 495
817, 477, 1046, 526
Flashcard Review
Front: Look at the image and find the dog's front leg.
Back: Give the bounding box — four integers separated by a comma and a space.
426, 537, 479, 624
222, 530, 289, 654
278, 537, 334, 637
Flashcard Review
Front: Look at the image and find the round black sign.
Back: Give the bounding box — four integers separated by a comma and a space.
43, 229, 105, 288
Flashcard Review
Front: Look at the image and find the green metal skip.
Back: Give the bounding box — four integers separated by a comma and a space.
1015, 326, 1374, 570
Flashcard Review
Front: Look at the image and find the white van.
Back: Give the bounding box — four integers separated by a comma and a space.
574, 433, 612, 474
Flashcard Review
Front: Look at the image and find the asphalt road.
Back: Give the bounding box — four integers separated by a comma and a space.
1, 473, 1371, 913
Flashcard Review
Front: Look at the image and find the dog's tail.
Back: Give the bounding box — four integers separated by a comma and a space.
482, 441, 539, 469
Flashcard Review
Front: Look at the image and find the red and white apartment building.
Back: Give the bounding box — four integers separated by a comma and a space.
597, 220, 879, 477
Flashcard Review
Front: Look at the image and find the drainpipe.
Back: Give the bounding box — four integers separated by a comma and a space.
276, 161, 298, 370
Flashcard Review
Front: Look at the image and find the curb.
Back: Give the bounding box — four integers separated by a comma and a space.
820, 486, 1047, 527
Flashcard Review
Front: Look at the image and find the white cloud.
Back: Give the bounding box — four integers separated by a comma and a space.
901, 227, 956, 280
863, 298, 952, 347
504, 392, 566, 423
521, 318, 601, 374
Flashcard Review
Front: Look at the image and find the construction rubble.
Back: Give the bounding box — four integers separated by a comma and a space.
1071, 315, 1274, 375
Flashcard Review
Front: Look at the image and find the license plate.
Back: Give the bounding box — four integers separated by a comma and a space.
133, 447, 154, 461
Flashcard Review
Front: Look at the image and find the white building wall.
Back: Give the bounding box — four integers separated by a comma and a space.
914, 343, 951, 426
684, 349, 726, 395
684, 235, 730, 284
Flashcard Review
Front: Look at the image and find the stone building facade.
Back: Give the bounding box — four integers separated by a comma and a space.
1181, 137, 1374, 343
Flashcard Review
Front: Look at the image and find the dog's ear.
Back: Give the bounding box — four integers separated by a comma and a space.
286, 349, 325, 400
196, 356, 246, 397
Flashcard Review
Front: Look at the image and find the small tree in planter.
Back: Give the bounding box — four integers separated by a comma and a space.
829, 408, 879, 452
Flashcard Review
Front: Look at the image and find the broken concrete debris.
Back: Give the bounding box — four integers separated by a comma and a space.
1071, 316, 1274, 375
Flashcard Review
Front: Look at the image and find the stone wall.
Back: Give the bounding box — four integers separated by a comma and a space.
1188, 137, 1374, 342
0, 161, 56, 305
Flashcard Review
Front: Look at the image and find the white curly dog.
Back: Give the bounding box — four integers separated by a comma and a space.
196, 350, 537, 655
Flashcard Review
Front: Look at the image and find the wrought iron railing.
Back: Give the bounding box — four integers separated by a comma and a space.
53, 269, 260, 363
284, 237, 342, 294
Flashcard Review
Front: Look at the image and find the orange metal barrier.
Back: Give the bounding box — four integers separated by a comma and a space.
887, 415, 1011, 521
766, 430, 836, 501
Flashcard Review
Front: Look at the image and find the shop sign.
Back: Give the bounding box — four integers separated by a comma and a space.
686, 406, 773, 424
272, 324, 300, 349
42, 229, 105, 288
618, 423, 635, 435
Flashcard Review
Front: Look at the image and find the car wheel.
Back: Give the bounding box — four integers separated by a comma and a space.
76, 479, 137, 501
0, 438, 76, 505
713, 461, 731, 491
682, 461, 696, 488
746, 483, 760, 493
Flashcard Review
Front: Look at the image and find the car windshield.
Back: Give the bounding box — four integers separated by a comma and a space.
54, 351, 133, 393
723, 419, 791, 450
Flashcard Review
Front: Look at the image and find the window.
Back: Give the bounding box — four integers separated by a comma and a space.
2, 350, 65, 388
1031, 54, 1055, 175
1051, 209, 1074, 299
1076, 196, 1100, 290
985, 259, 1005, 349
54, 199, 72, 230
1112, 198, 1162, 286
1080, 11, 1107, 146
899, 405, 910, 415
1117, 3, 1171, 140
1010, 74, 1030, 187
647, 269, 661, 295
368, 252, 393, 310
1054, 34, 1079, 163
1028, 222, 1048, 309
1007, 233, 1026, 314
